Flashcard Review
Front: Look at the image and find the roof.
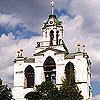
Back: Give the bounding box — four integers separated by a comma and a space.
42, 14, 62, 29
34, 47, 65, 56
64, 53, 75, 59
14, 57, 35, 63
48, 15, 62, 25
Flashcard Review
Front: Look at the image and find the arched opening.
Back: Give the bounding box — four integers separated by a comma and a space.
24, 65, 35, 88
65, 62, 75, 85
56, 30, 59, 45
43, 56, 56, 84
50, 30, 54, 46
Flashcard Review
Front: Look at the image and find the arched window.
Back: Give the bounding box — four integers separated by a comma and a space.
56, 30, 59, 45
43, 56, 56, 84
24, 65, 35, 88
50, 30, 54, 46
65, 62, 75, 85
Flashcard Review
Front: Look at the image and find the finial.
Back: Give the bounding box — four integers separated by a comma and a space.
20, 49, 23, 57
50, 0, 55, 15
16, 49, 24, 57
77, 43, 81, 53
83, 45, 86, 53
17, 50, 20, 57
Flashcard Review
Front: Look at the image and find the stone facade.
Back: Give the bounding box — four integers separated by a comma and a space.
12, 14, 92, 100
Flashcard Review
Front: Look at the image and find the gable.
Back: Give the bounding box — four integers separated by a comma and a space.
34, 47, 65, 56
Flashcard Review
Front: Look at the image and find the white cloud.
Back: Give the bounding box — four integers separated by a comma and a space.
0, 33, 40, 87
68, 0, 100, 33
92, 74, 100, 82
92, 94, 100, 100
0, 33, 15, 46
60, 15, 100, 84
0, 12, 37, 38
0, 13, 22, 28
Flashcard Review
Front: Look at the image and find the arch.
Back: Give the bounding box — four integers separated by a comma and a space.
65, 62, 75, 85
43, 56, 56, 84
50, 30, 54, 46
56, 30, 59, 45
24, 65, 35, 88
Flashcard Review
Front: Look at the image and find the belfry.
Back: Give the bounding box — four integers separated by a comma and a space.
12, 1, 92, 100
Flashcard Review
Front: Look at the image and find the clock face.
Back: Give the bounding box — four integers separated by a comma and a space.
49, 21, 53, 24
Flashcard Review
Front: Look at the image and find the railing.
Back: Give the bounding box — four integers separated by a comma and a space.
36, 39, 63, 48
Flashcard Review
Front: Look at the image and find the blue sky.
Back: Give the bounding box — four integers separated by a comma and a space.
0, 0, 100, 99
0, 23, 40, 39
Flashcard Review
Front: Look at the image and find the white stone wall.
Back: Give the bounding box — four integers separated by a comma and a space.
13, 61, 36, 100
13, 51, 91, 100
58, 54, 91, 100
14, 62, 36, 87
12, 87, 33, 100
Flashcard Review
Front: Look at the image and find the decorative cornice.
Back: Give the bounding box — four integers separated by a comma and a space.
14, 57, 35, 63
34, 47, 65, 56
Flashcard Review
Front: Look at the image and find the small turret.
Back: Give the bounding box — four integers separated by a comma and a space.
76, 43, 81, 53
17, 50, 20, 58
20, 49, 24, 57
16, 49, 24, 58
83, 45, 86, 53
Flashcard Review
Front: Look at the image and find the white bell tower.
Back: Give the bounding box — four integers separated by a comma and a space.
40, 0, 63, 47
42, 15, 63, 43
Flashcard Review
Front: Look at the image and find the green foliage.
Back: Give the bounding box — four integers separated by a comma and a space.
25, 80, 83, 100
36, 81, 56, 96
0, 79, 12, 100
55, 18, 61, 25
60, 79, 83, 100
25, 92, 40, 100
25, 81, 59, 100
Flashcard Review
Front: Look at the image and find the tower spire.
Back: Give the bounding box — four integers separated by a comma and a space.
50, 0, 54, 15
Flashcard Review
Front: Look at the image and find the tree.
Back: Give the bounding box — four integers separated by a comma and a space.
60, 79, 83, 100
25, 80, 83, 100
0, 79, 12, 100
36, 81, 62, 100
25, 81, 61, 100
62, 62, 83, 100
25, 92, 41, 100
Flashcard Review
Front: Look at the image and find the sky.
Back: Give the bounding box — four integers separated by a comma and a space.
0, 0, 100, 99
